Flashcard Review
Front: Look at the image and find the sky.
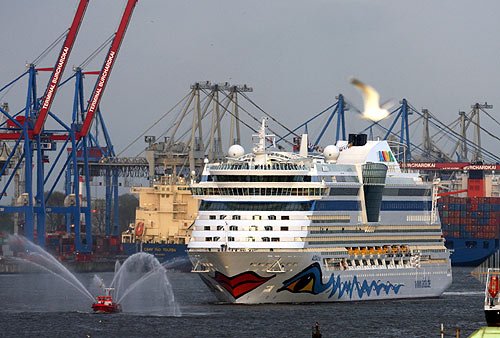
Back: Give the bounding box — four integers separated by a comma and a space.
1, 0, 499, 161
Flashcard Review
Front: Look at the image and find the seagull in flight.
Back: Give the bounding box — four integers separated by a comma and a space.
350, 77, 392, 121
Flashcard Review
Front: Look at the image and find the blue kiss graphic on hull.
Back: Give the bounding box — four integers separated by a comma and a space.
278, 262, 403, 299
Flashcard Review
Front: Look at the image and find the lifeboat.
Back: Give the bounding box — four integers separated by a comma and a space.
92, 288, 122, 314
135, 221, 145, 237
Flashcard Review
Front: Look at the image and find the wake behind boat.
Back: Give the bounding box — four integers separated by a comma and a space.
188, 118, 452, 304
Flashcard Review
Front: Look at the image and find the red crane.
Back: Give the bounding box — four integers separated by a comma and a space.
437, 189, 468, 197
0, 0, 89, 141
32, 0, 90, 136
77, 0, 138, 139
401, 162, 500, 171
402, 162, 498, 198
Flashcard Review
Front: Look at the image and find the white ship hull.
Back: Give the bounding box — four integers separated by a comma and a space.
190, 251, 452, 304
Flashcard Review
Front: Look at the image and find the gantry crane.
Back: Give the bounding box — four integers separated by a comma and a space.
0, 0, 89, 246
66, 0, 138, 252
0, 0, 138, 252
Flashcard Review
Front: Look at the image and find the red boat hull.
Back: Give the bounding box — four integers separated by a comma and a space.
92, 302, 121, 313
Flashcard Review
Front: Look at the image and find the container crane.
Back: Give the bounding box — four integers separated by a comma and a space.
78, 0, 138, 139
0, 0, 138, 250
32, 0, 90, 136
0, 0, 89, 141
65, 0, 138, 252
0, 0, 89, 246
402, 162, 499, 198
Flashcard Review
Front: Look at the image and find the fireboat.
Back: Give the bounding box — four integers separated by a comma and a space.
92, 288, 122, 314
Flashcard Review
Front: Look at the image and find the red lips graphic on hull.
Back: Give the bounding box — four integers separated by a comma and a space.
213, 271, 275, 299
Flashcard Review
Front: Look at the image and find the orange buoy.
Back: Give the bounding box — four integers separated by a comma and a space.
135, 222, 145, 237
489, 276, 499, 298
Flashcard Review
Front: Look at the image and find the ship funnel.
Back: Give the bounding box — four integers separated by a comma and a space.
348, 134, 368, 146
299, 134, 308, 157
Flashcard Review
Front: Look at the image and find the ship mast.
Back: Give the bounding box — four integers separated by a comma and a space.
252, 118, 275, 165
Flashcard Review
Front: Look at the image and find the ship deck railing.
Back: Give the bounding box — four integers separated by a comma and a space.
208, 163, 310, 171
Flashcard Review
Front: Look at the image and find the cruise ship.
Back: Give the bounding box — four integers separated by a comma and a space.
188, 119, 452, 304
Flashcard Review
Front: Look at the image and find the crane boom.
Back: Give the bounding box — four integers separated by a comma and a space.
401, 162, 500, 171
32, 0, 90, 136
437, 189, 468, 197
78, 0, 138, 139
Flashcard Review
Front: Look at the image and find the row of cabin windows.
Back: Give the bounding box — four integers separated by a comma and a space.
380, 201, 432, 211
209, 215, 289, 220
191, 187, 323, 196
308, 239, 441, 245
205, 162, 308, 172
326, 187, 431, 197
322, 176, 359, 183
204, 237, 281, 242
191, 187, 431, 196
309, 228, 441, 234
200, 201, 312, 211
203, 225, 289, 231
207, 175, 311, 182
383, 188, 431, 197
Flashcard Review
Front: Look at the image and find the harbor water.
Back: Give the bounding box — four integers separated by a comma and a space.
0, 267, 485, 337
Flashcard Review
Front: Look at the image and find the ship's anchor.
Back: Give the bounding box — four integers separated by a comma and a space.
266, 258, 286, 273
191, 259, 209, 273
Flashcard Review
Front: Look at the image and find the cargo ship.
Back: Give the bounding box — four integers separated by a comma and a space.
437, 168, 500, 266
188, 119, 452, 304
1, 174, 198, 272
121, 174, 198, 267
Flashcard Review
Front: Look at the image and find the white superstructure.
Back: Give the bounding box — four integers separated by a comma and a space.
188, 118, 452, 304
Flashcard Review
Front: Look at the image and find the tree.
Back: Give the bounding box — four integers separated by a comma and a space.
0, 212, 14, 233
91, 198, 106, 234
118, 194, 138, 233
44, 191, 66, 232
